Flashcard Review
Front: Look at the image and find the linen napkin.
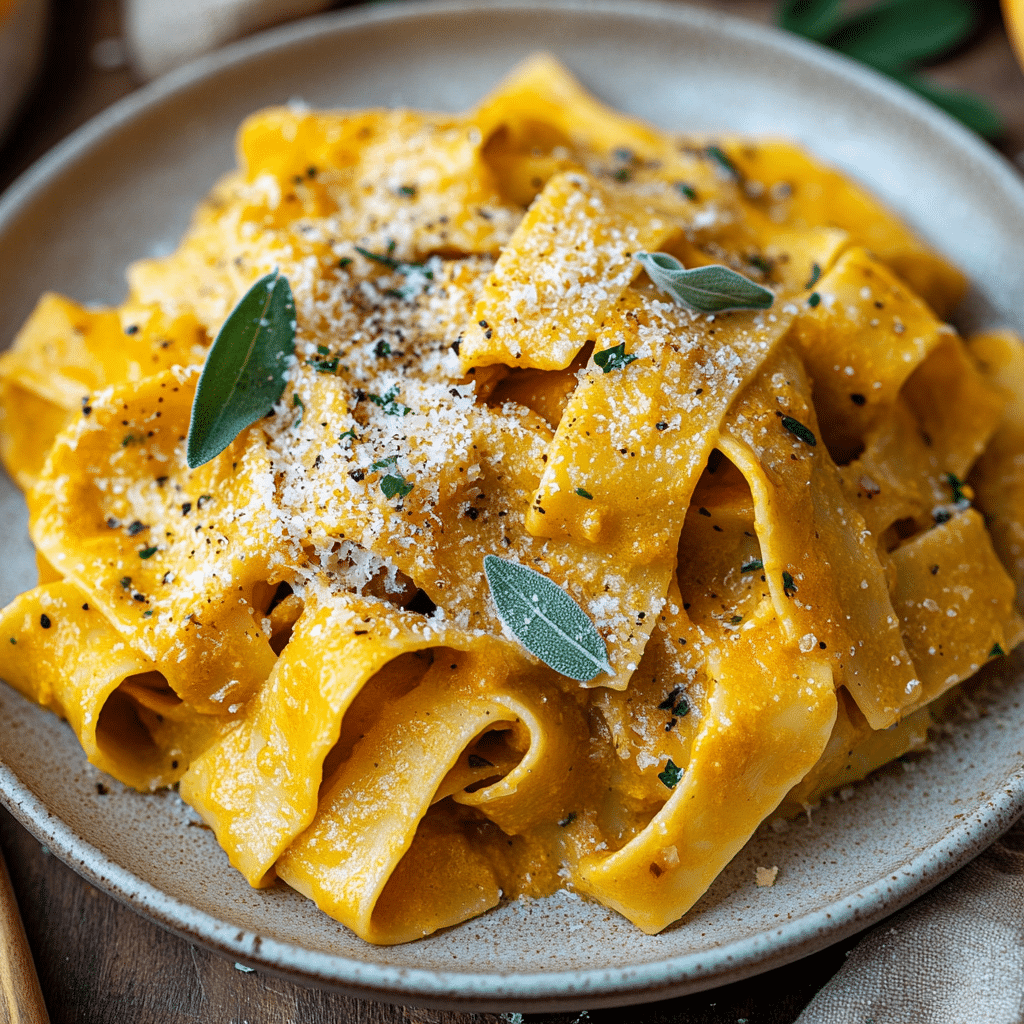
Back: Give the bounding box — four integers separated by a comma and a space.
796, 816, 1024, 1024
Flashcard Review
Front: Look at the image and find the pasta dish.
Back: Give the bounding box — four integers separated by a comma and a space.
0, 56, 1022, 944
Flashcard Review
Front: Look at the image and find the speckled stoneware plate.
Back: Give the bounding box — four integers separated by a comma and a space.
2, 0, 1024, 1011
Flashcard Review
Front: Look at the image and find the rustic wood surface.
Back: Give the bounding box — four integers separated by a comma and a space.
0, 2, 1022, 1022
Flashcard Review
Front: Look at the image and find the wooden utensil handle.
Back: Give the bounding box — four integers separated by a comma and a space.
0, 847, 49, 1024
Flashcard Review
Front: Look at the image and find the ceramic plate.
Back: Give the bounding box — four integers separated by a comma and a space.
2, 0, 1024, 1011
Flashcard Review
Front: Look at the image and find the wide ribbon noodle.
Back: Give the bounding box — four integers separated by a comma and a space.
2, 55, 1023, 942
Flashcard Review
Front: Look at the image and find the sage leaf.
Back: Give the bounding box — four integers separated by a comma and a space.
187, 271, 296, 469
828, 0, 974, 71
896, 72, 1004, 141
777, 0, 844, 41
483, 555, 613, 682
635, 252, 774, 312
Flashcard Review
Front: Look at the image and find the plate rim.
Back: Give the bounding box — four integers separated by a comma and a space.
2, 0, 1024, 1009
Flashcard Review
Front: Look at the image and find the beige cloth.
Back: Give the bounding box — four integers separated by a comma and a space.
122, 0, 333, 80
797, 817, 1024, 1024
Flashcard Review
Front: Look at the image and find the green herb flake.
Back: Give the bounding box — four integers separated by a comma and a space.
635, 251, 774, 312
120, 577, 132, 591
657, 687, 690, 717
778, 0, 843, 41
658, 759, 683, 789
186, 270, 296, 469
782, 570, 798, 596
483, 554, 613, 682
143, 609, 154, 618
805, 261, 822, 289
729, 614, 743, 625
354, 244, 431, 279
138, 546, 158, 560
397, 185, 417, 197
369, 384, 411, 416
990, 643, 1006, 658
705, 144, 740, 181
575, 488, 593, 500
944, 471, 969, 506
121, 433, 138, 447
593, 343, 638, 374
371, 455, 398, 472
338, 257, 352, 269
782, 415, 817, 446
307, 353, 338, 374
380, 474, 413, 500
8, 637, 15, 644
338, 427, 357, 446
292, 393, 304, 428
558, 812, 577, 827
808, 291, 821, 308
675, 181, 697, 201
741, 558, 764, 573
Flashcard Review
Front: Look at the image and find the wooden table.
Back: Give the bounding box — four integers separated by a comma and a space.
1, 2, 1023, 1022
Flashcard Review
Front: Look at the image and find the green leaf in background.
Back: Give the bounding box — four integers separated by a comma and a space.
828, 0, 975, 70
778, 0, 844, 41
776, 0, 1002, 140
896, 71, 1005, 140
483, 555, 613, 682
186, 270, 296, 469
635, 252, 775, 312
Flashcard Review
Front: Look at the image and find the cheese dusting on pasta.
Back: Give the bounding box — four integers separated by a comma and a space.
1, 55, 1023, 943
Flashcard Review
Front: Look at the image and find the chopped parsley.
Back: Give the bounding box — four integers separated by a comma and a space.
944, 471, 970, 506
380, 473, 413, 500
138, 546, 158, 559
658, 687, 690, 717
354, 244, 431, 279
292, 393, 304, 427
307, 351, 338, 373
808, 291, 821, 308
782, 415, 817, 446
741, 558, 764, 573
705, 144, 739, 180
990, 643, 1006, 658
369, 384, 411, 416
338, 427, 357, 446
675, 181, 697, 201
593, 342, 638, 373
575, 488, 593, 500
782, 571, 798, 596
805, 262, 821, 289
658, 759, 683, 789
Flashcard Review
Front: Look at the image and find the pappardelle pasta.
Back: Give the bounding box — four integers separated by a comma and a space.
2, 55, 1024, 943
